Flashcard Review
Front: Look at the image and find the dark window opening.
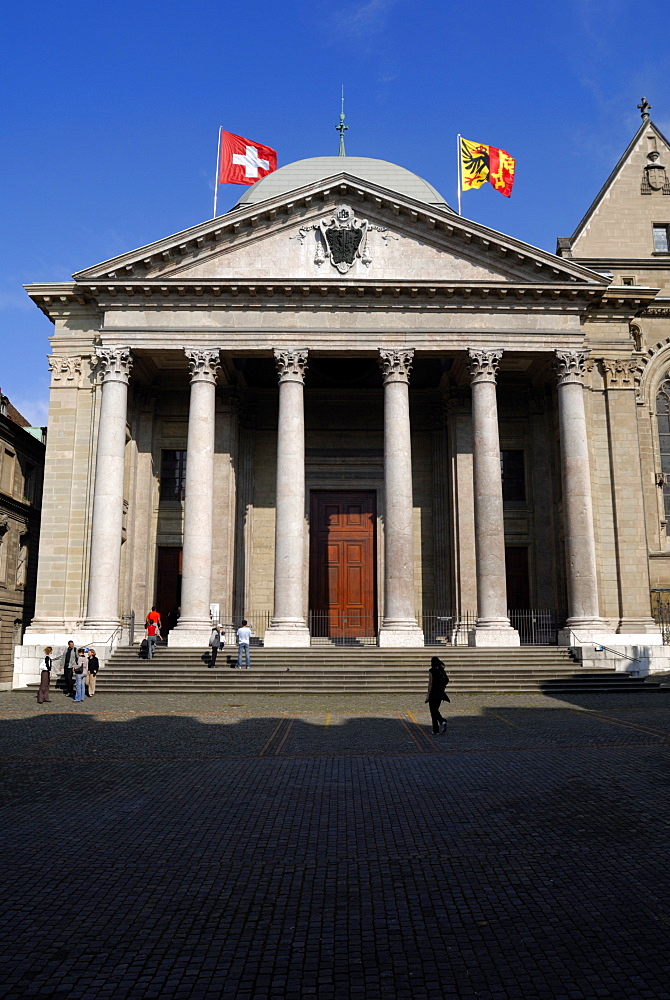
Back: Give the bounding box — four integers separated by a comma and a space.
501, 450, 526, 502
160, 450, 187, 501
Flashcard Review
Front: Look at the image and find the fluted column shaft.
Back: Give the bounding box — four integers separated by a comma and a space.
468, 349, 519, 645
172, 349, 220, 638
264, 350, 310, 647
554, 350, 604, 631
378, 349, 423, 647
85, 347, 132, 628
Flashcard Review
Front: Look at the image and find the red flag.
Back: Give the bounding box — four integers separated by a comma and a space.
218, 130, 277, 186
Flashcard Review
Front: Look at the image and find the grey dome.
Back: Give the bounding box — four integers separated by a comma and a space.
234, 156, 452, 210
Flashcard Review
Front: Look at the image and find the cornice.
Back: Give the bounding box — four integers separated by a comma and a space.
26, 279, 605, 319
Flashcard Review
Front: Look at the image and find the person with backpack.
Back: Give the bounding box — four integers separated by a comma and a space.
73, 648, 87, 703
425, 656, 450, 735
208, 624, 223, 668
145, 619, 161, 659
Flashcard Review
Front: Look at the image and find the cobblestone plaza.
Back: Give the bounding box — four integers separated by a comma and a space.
0, 690, 668, 999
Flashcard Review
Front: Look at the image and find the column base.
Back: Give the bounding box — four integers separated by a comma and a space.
559, 628, 664, 647
264, 619, 310, 648
468, 625, 520, 647
617, 618, 661, 634
378, 626, 425, 648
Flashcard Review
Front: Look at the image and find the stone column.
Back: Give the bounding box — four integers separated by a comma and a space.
378, 348, 424, 647
169, 348, 220, 647
84, 346, 132, 632
468, 349, 519, 646
264, 349, 310, 648
554, 350, 607, 638
602, 359, 658, 634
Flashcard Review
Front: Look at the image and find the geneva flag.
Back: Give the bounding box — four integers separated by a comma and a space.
460, 137, 516, 197
219, 131, 277, 186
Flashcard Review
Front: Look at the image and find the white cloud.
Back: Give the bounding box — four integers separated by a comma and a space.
11, 395, 50, 427
333, 0, 399, 38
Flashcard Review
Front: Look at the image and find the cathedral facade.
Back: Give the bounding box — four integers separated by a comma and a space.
14, 111, 670, 683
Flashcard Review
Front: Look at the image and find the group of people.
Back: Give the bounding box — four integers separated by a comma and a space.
208, 619, 252, 668
37, 641, 100, 704
142, 607, 253, 669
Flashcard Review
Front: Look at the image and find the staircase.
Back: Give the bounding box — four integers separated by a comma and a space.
81, 645, 664, 695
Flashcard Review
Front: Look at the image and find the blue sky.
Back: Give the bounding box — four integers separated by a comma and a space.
1, 0, 669, 424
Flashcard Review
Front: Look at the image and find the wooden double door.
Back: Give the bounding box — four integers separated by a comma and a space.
309, 491, 377, 638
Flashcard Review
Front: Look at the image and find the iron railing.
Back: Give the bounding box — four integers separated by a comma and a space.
144, 608, 567, 647
651, 590, 670, 644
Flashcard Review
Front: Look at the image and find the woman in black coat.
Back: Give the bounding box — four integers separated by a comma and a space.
37, 647, 53, 704
425, 655, 450, 735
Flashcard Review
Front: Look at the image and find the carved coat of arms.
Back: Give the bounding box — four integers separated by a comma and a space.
291, 204, 395, 273
318, 205, 369, 273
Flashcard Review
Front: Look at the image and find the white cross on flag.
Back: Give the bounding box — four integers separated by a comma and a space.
218, 130, 277, 186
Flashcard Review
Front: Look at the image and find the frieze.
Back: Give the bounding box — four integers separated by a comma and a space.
47, 355, 83, 385
274, 349, 309, 384
553, 349, 590, 386
467, 349, 502, 384
291, 204, 395, 273
184, 348, 221, 384
601, 358, 642, 390
378, 348, 414, 385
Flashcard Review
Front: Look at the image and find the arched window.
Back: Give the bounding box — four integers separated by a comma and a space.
656, 377, 670, 520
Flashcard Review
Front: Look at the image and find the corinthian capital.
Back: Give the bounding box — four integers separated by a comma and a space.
378, 348, 414, 385
274, 349, 309, 384
184, 348, 221, 384
553, 349, 589, 386
468, 348, 502, 384
47, 355, 83, 384
601, 358, 642, 390
93, 346, 132, 384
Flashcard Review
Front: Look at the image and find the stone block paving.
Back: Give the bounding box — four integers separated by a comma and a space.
0, 689, 668, 999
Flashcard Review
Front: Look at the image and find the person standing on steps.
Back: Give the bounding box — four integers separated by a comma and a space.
146, 606, 161, 631
62, 640, 77, 697
37, 647, 53, 704
145, 619, 160, 659
73, 648, 87, 703
86, 648, 100, 697
236, 620, 252, 669
425, 655, 450, 736
208, 624, 222, 668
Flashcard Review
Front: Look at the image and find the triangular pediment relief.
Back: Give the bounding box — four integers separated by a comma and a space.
74, 173, 606, 289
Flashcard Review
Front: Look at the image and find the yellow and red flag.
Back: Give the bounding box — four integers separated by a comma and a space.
460, 137, 516, 197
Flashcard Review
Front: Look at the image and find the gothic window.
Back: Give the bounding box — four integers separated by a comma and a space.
501, 450, 526, 502
160, 450, 187, 501
656, 378, 670, 521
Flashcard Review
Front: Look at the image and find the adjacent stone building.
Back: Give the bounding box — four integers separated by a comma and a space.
0, 392, 45, 687
14, 105, 670, 683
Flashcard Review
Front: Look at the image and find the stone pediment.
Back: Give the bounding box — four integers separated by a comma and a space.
73, 173, 606, 291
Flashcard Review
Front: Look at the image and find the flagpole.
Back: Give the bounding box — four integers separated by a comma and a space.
213, 127, 222, 219
456, 133, 462, 217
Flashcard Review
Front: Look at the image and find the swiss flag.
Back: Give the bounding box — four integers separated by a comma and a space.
218, 130, 277, 186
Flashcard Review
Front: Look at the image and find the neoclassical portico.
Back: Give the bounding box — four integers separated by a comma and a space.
16, 147, 667, 687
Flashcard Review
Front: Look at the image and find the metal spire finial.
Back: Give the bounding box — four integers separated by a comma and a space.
638, 97, 652, 121
336, 85, 348, 156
